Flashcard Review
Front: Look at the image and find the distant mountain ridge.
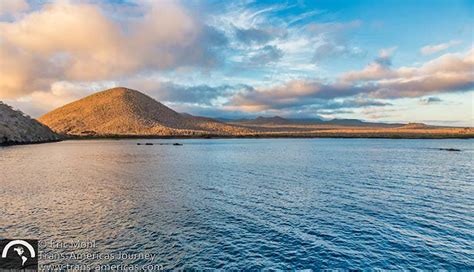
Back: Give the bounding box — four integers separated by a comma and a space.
231, 116, 295, 125
38, 87, 250, 136
224, 115, 400, 127
0, 102, 59, 145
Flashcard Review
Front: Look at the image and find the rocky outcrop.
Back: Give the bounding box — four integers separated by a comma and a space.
0, 102, 59, 145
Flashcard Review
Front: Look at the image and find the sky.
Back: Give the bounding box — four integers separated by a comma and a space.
0, 0, 473, 126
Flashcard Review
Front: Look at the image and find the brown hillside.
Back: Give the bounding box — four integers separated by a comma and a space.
38, 87, 251, 136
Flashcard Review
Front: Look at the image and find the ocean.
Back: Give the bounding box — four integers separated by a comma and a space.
1, 139, 473, 269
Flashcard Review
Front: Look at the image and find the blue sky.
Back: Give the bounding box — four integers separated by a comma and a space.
0, 0, 473, 125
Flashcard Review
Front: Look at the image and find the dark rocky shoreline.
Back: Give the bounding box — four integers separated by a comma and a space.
1, 102, 60, 146
0, 139, 62, 147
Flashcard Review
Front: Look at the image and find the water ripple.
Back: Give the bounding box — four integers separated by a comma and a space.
0, 139, 473, 269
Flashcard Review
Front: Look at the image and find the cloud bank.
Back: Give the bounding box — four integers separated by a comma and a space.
226, 47, 473, 111
0, 1, 226, 98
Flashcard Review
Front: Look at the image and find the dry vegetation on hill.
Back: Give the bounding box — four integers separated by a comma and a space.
38, 87, 252, 136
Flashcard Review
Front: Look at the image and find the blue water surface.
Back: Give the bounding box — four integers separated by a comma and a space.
1, 139, 473, 269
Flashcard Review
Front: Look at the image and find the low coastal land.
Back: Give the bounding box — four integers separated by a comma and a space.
59, 126, 474, 140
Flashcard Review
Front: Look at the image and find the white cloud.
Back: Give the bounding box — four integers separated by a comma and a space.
378, 46, 397, 59
307, 20, 364, 61
420, 40, 462, 55
342, 47, 398, 81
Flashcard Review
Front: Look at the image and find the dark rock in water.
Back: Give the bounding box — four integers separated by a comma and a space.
439, 148, 461, 152
141, 142, 181, 146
